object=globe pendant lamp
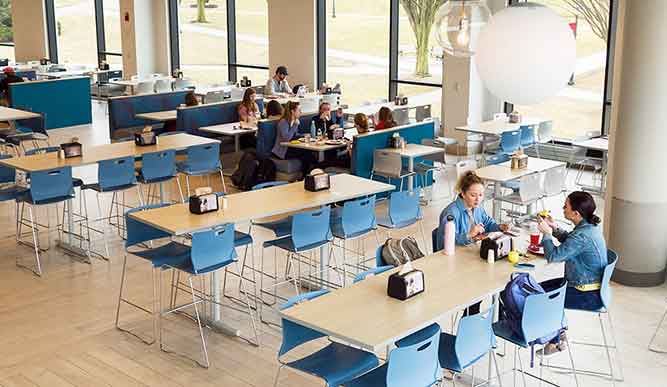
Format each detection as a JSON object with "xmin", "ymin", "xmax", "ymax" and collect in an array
[
  {"xmin": 435, "ymin": 0, "xmax": 491, "ymax": 58},
  {"xmin": 475, "ymin": 2, "xmax": 576, "ymax": 105}
]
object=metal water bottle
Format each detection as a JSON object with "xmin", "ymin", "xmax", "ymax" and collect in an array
[{"xmin": 444, "ymin": 215, "xmax": 455, "ymax": 255}]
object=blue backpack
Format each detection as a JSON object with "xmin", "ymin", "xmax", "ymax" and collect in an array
[{"xmin": 500, "ymin": 273, "xmax": 562, "ymax": 366}]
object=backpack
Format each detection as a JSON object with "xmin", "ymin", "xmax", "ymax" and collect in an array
[
  {"xmin": 380, "ymin": 237, "xmax": 424, "ymax": 266},
  {"xmin": 256, "ymin": 158, "xmax": 276, "ymax": 184},
  {"xmin": 231, "ymin": 151, "xmax": 259, "ymax": 191},
  {"xmin": 500, "ymin": 272, "xmax": 563, "ymax": 366}
]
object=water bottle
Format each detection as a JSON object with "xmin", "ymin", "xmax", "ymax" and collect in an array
[
  {"xmin": 310, "ymin": 120, "xmax": 316, "ymax": 139},
  {"xmin": 443, "ymin": 215, "xmax": 455, "ymax": 255}
]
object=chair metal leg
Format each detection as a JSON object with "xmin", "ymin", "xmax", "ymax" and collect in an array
[
  {"xmin": 605, "ymin": 310, "xmax": 624, "ymax": 380},
  {"xmin": 175, "ymin": 175, "xmax": 185, "ymax": 203},
  {"xmin": 492, "ymin": 351, "xmax": 503, "ymax": 387},
  {"xmin": 599, "ymin": 313, "xmax": 616, "ymax": 386},
  {"xmin": 565, "ymin": 334, "xmax": 580, "ymax": 387},
  {"xmin": 28, "ymin": 205, "xmax": 42, "ymax": 276},
  {"xmin": 235, "ymin": 261, "xmax": 260, "ymax": 346},
  {"xmin": 219, "ymin": 169, "xmax": 227, "ymax": 193},
  {"xmin": 273, "ymin": 364, "xmax": 283, "ymax": 387},
  {"xmin": 189, "ymin": 275, "xmax": 210, "ymax": 368},
  {"xmin": 96, "ymin": 193, "xmax": 111, "ymax": 258},
  {"xmin": 185, "ymin": 175, "xmax": 191, "ymax": 198},
  {"xmin": 515, "ymin": 347, "xmax": 527, "ymax": 387}
]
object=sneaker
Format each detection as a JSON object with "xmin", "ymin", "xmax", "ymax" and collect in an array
[{"xmin": 537, "ymin": 343, "xmax": 564, "ymax": 357}]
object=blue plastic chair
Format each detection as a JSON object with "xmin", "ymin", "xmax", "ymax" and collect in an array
[
  {"xmin": 377, "ymin": 191, "xmax": 428, "ymax": 252},
  {"xmin": 82, "ymin": 156, "xmax": 141, "ymax": 257},
  {"xmin": 163, "ymin": 223, "xmax": 259, "ymax": 368},
  {"xmin": 353, "ymin": 246, "xmax": 394, "ymax": 283},
  {"xmin": 16, "ymin": 166, "xmax": 75, "ymax": 276},
  {"xmin": 343, "ymin": 323, "xmax": 442, "ymax": 387},
  {"xmin": 177, "ymin": 142, "xmax": 226, "ymax": 194},
  {"xmin": 331, "ymin": 195, "xmax": 378, "ymax": 282},
  {"xmin": 116, "ymin": 203, "xmax": 191, "ymax": 344},
  {"xmin": 486, "ymin": 153, "xmax": 510, "ymax": 165},
  {"xmin": 275, "ymin": 290, "xmax": 379, "ymax": 387},
  {"xmin": 261, "ymin": 206, "xmax": 333, "ymax": 322},
  {"xmin": 250, "ymin": 181, "xmax": 292, "ymax": 238},
  {"xmin": 439, "ymin": 307, "xmax": 502, "ymax": 386},
  {"xmin": 138, "ymin": 150, "xmax": 183, "ymax": 203},
  {"xmin": 493, "ymin": 280, "xmax": 579, "ymax": 387},
  {"xmin": 0, "ymin": 154, "xmax": 25, "ymax": 202},
  {"xmin": 498, "ymin": 130, "xmax": 521, "ymax": 155},
  {"xmin": 520, "ymin": 125, "xmax": 536, "ymax": 147}
]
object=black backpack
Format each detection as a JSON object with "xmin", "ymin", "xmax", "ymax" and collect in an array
[
  {"xmin": 231, "ymin": 151, "xmax": 259, "ymax": 191},
  {"xmin": 380, "ymin": 237, "xmax": 425, "ymax": 266},
  {"xmin": 256, "ymin": 158, "xmax": 276, "ymax": 184}
]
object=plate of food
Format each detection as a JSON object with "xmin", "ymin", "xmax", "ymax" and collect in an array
[
  {"xmin": 325, "ymin": 140, "xmax": 344, "ymax": 145},
  {"xmin": 527, "ymin": 245, "xmax": 545, "ymax": 256}
]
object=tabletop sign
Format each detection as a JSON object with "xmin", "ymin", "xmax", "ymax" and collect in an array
[
  {"xmin": 305, "ymin": 172, "xmax": 330, "ymax": 192},
  {"xmin": 387, "ymin": 265, "xmax": 425, "ymax": 301}
]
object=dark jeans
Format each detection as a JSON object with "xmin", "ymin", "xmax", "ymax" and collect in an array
[{"xmin": 565, "ymin": 286, "xmax": 603, "ymax": 311}]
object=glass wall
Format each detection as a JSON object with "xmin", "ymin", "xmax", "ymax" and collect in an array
[
  {"xmin": 102, "ymin": 0, "xmax": 122, "ymax": 66},
  {"xmin": 0, "ymin": 0, "xmax": 13, "ymax": 62},
  {"xmin": 511, "ymin": 0, "xmax": 609, "ymax": 140},
  {"xmin": 234, "ymin": 0, "xmax": 269, "ymax": 85},
  {"xmin": 326, "ymin": 0, "xmax": 390, "ymax": 107},
  {"xmin": 54, "ymin": 0, "xmax": 98, "ymax": 66},
  {"xmin": 178, "ymin": 0, "xmax": 228, "ymax": 85}
]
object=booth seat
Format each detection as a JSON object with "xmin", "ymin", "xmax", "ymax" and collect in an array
[
  {"xmin": 108, "ymin": 90, "xmax": 190, "ymax": 140},
  {"xmin": 255, "ymin": 113, "xmax": 318, "ymax": 181},
  {"xmin": 175, "ymin": 98, "xmax": 264, "ymax": 137}
]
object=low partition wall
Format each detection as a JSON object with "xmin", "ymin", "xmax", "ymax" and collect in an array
[
  {"xmin": 176, "ymin": 98, "xmax": 264, "ymax": 137},
  {"xmin": 108, "ymin": 90, "xmax": 190, "ymax": 140}
]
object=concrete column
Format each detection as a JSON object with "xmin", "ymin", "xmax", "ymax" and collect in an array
[
  {"xmin": 267, "ymin": 0, "xmax": 317, "ymax": 90},
  {"xmin": 605, "ymin": 0, "xmax": 667, "ymax": 286},
  {"xmin": 441, "ymin": 0, "xmax": 505, "ymax": 153},
  {"xmin": 119, "ymin": 0, "xmax": 171, "ymax": 78},
  {"xmin": 10, "ymin": 0, "xmax": 49, "ymax": 62}
]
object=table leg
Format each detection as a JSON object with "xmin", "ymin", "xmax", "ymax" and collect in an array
[
  {"xmin": 208, "ymin": 271, "xmax": 242, "ymax": 336},
  {"xmin": 234, "ymin": 134, "xmax": 240, "ymax": 153},
  {"xmin": 492, "ymin": 182, "xmax": 501, "ymax": 220},
  {"xmin": 601, "ymin": 150, "xmax": 608, "ymax": 193},
  {"xmin": 407, "ymin": 157, "xmax": 414, "ymax": 192}
]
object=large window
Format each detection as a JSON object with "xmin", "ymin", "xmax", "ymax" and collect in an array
[
  {"xmin": 233, "ymin": 0, "xmax": 269, "ymax": 84},
  {"xmin": 0, "ymin": 0, "xmax": 13, "ymax": 62},
  {"xmin": 178, "ymin": 0, "xmax": 228, "ymax": 85},
  {"xmin": 511, "ymin": 0, "xmax": 611, "ymax": 140},
  {"xmin": 55, "ymin": 0, "xmax": 98, "ymax": 66},
  {"xmin": 326, "ymin": 0, "xmax": 390, "ymax": 107},
  {"xmin": 101, "ymin": 0, "xmax": 122, "ymax": 65}
]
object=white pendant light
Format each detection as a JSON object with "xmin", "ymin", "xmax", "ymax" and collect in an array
[
  {"xmin": 475, "ymin": 2, "xmax": 576, "ymax": 105},
  {"xmin": 435, "ymin": 0, "xmax": 491, "ymax": 58}
]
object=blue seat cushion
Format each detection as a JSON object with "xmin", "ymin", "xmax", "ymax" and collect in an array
[
  {"xmin": 253, "ymin": 217, "xmax": 291, "ymax": 238},
  {"xmin": 376, "ymin": 214, "xmax": 418, "ymax": 229},
  {"xmin": 0, "ymin": 185, "xmax": 27, "ymax": 202},
  {"xmin": 263, "ymin": 235, "xmax": 330, "ymax": 252},
  {"xmin": 288, "ymin": 342, "xmax": 379, "ymax": 387},
  {"xmin": 132, "ymin": 241, "xmax": 192, "ymax": 268},
  {"xmin": 137, "ymin": 174, "xmax": 176, "ymax": 184},
  {"xmin": 234, "ymin": 230, "xmax": 253, "ymax": 247},
  {"xmin": 176, "ymin": 161, "xmax": 221, "ymax": 176},
  {"xmin": 82, "ymin": 182, "xmax": 137, "ymax": 193},
  {"xmin": 17, "ymin": 192, "xmax": 75, "ymax": 205},
  {"xmin": 492, "ymin": 321, "xmax": 529, "ymax": 348},
  {"xmin": 501, "ymin": 181, "xmax": 520, "ymax": 191},
  {"xmin": 168, "ymin": 255, "xmax": 237, "ymax": 275},
  {"xmin": 342, "ymin": 363, "xmax": 388, "ymax": 387},
  {"xmin": 271, "ymin": 157, "xmax": 302, "ymax": 174},
  {"xmin": 330, "ymin": 211, "xmax": 375, "ymax": 240}
]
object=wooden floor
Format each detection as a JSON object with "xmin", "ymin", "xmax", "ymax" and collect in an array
[{"xmin": 0, "ymin": 102, "xmax": 666, "ymax": 386}]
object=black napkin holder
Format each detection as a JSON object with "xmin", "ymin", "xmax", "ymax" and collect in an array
[
  {"xmin": 189, "ymin": 193, "xmax": 219, "ymax": 215},
  {"xmin": 304, "ymin": 173, "xmax": 330, "ymax": 192},
  {"xmin": 134, "ymin": 131, "xmax": 157, "ymax": 146},
  {"xmin": 60, "ymin": 142, "xmax": 82, "ymax": 158},
  {"xmin": 480, "ymin": 234, "xmax": 513, "ymax": 261},
  {"xmin": 387, "ymin": 268, "xmax": 425, "ymax": 301}
]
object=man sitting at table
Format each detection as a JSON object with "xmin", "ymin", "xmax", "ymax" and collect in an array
[
  {"xmin": 0, "ymin": 67, "xmax": 24, "ymax": 105},
  {"xmin": 265, "ymin": 66, "xmax": 291, "ymax": 97}
]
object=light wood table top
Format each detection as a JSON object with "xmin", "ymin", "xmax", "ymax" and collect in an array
[
  {"xmin": 475, "ymin": 164, "xmax": 535, "ymax": 183},
  {"xmin": 0, "ymin": 106, "xmax": 41, "ymax": 122},
  {"xmin": 499, "ymin": 157, "xmax": 566, "ymax": 173},
  {"xmin": 281, "ymin": 140, "xmax": 347, "ymax": 153},
  {"xmin": 572, "ymin": 137, "xmax": 608, "ymax": 152},
  {"xmin": 456, "ymin": 120, "xmax": 521, "ymax": 136},
  {"xmin": 0, "ymin": 133, "xmax": 218, "ymax": 172},
  {"xmin": 129, "ymin": 174, "xmax": 394, "ymax": 236},
  {"xmin": 281, "ymin": 246, "xmax": 558, "ymax": 352},
  {"xmin": 381, "ymin": 143, "xmax": 444, "ymax": 159},
  {"xmin": 199, "ymin": 122, "xmax": 258, "ymax": 136},
  {"xmin": 135, "ymin": 110, "xmax": 178, "ymax": 122},
  {"xmin": 345, "ymin": 100, "xmax": 430, "ymax": 116},
  {"xmin": 109, "ymin": 77, "xmax": 173, "ymax": 87}
]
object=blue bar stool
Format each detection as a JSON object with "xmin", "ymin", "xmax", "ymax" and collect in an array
[
  {"xmin": 342, "ymin": 323, "xmax": 442, "ymax": 387},
  {"xmin": 439, "ymin": 306, "xmax": 503, "ymax": 386},
  {"xmin": 137, "ymin": 149, "xmax": 184, "ymax": 204},
  {"xmin": 81, "ymin": 156, "xmax": 142, "ymax": 257},
  {"xmin": 330, "ymin": 195, "xmax": 379, "ymax": 284},
  {"xmin": 274, "ymin": 290, "xmax": 379, "ymax": 387},
  {"xmin": 16, "ymin": 166, "xmax": 75, "ymax": 276},
  {"xmin": 177, "ymin": 142, "xmax": 226, "ymax": 198},
  {"xmin": 116, "ymin": 203, "xmax": 190, "ymax": 345},
  {"xmin": 519, "ymin": 124, "xmax": 536, "ymax": 148},
  {"xmin": 0, "ymin": 154, "xmax": 26, "ymax": 233},
  {"xmin": 353, "ymin": 246, "xmax": 393, "ymax": 283},
  {"xmin": 160, "ymin": 224, "xmax": 259, "ymax": 368},
  {"xmin": 377, "ymin": 191, "xmax": 428, "ymax": 253}
]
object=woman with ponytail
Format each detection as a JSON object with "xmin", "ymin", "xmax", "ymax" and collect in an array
[{"xmin": 537, "ymin": 191, "xmax": 608, "ymax": 311}]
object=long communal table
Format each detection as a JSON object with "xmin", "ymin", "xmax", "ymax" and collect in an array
[{"xmin": 129, "ymin": 173, "xmax": 395, "ymax": 335}]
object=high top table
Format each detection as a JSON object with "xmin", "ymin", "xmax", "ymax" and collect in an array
[
  {"xmin": 129, "ymin": 174, "xmax": 395, "ymax": 336},
  {"xmin": 380, "ymin": 143, "xmax": 445, "ymax": 192},
  {"xmin": 0, "ymin": 106, "xmax": 41, "ymax": 131},
  {"xmin": 572, "ymin": 136, "xmax": 609, "ymax": 194},
  {"xmin": 200, "ymin": 122, "xmax": 257, "ymax": 153}
]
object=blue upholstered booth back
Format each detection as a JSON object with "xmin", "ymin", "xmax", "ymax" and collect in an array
[
  {"xmin": 9, "ymin": 76, "xmax": 91, "ymax": 130},
  {"xmin": 351, "ymin": 121, "xmax": 435, "ymax": 191},
  {"xmin": 176, "ymin": 98, "xmax": 264, "ymax": 136},
  {"xmin": 108, "ymin": 90, "xmax": 190, "ymax": 139},
  {"xmin": 256, "ymin": 113, "xmax": 318, "ymax": 159}
]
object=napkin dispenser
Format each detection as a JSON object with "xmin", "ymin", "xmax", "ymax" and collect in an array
[
  {"xmin": 304, "ymin": 171, "xmax": 330, "ymax": 192},
  {"xmin": 134, "ymin": 128, "xmax": 157, "ymax": 146},
  {"xmin": 510, "ymin": 152, "xmax": 528, "ymax": 170},
  {"xmin": 387, "ymin": 263, "xmax": 425, "ymax": 301},
  {"xmin": 189, "ymin": 187, "xmax": 219, "ymax": 215},
  {"xmin": 60, "ymin": 140, "xmax": 82, "ymax": 158},
  {"xmin": 480, "ymin": 233, "xmax": 513, "ymax": 261},
  {"xmin": 328, "ymin": 127, "xmax": 344, "ymax": 140}
]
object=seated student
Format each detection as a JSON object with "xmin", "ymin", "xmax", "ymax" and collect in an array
[
  {"xmin": 265, "ymin": 66, "xmax": 291, "ymax": 96},
  {"xmin": 184, "ymin": 91, "xmax": 199, "ymax": 107},
  {"xmin": 321, "ymin": 113, "xmax": 370, "ymax": 171},
  {"xmin": 265, "ymin": 100, "xmax": 284, "ymax": 119},
  {"xmin": 272, "ymin": 101, "xmax": 313, "ymax": 175},
  {"xmin": 311, "ymin": 102, "xmax": 345, "ymax": 136},
  {"xmin": 437, "ymin": 171, "xmax": 510, "ymax": 315},
  {"xmin": 373, "ymin": 106, "xmax": 397, "ymax": 130},
  {"xmin": 537, "ymin": 191, "xmax": 608, "ymax": 355},
  {"xmin": 237, "ymin": 88, "xmax": 259, "ymax": 125},
  {"xmin": 0, "ymin": 67, "xmax": 24, "ymax": 105}
]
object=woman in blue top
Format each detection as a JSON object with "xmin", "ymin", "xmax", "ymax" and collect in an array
[
  {"xmin": 538, "ymin": 191, "xmax": 608, "ymax": 310},
  {"xmin": 271, "ymin": 101, "xmax": 313, "ymax": 175},
  {"xmin": 436, "ymin": 171, "xmax": 510, "ymax": 251}
]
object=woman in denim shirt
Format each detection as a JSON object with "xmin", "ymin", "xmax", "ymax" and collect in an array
[
  {"xmin": 271, "ymin": 101, "xmax": 313, "ymax": 174},
  {"xmin": 538, "ymin": 191, "xmax": 608, "ymax": 311}
]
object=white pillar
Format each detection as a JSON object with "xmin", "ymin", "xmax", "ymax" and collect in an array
[
  {"xmin": 267, "ymin": 0, "xmax": 317, "ymax": 90},
  {"xmin": 10, "ymin": 0, "xmax": 49, "ymax": 62},
  {"xmin": 119, "ymin": 0, "xmax": 171, "ymax": 78},
  {"xmin": 605, "ymin": 0, "xmax": 667, "ymax": 286}
]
